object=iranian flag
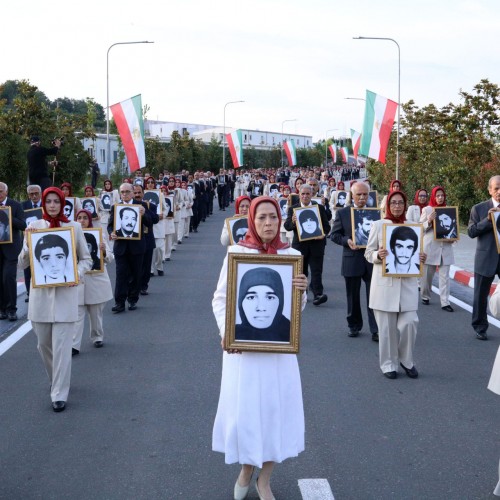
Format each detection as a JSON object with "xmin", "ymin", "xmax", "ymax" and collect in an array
[
  {"xmin": 350, "ymin": 129, "xmax": 362, "ymax": 159},
  {"xmin": 226, "ymin": 130, "xmax": 243, "ymax": 168},
  {"xmin": 283, "ymin": 139, "xmax": 297, "ymax": 166},
  {"xmin": 359, "ymin": 90, "xmax": 398, "ymax": 164},
  {"xmin": 110, "ymin": 94, "xmax": 145, "ymax": 172},
  {"xmin": 340, "ymin": 147, "xmax": 349, "ymax": 163},
  {"xmin": 328, "ymin": 144, "xmax": 337, "ymax": 163}
]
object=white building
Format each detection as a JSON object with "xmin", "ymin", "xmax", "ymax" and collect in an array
[{"xmin": 81, "ymin": 134, "xmax": 128, "ymax": 177}]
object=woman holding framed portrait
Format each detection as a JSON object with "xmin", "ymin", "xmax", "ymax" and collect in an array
[
  {"xmin": 220, "ymin": 195, "xmax": 251, "ymax": 246},
  {"xmin": 19, "ymin": 187, "xmax": 92, "ymax": 412},
  {"xmin": 365, "ymin": 190, "xmax": 426, "ymax": 380},
  {"xmin": 212, "ymin": 197, "xmax": 308, "ymax": 500}
]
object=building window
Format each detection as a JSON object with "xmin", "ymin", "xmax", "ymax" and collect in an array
[
  {"xmin": 307, "ymin": 140, "xmax": 309, "ymax": 146},
  {"xmin": 297, "ymin": 139, "xmax": 300, "ymax": 146},
  {"xmin": 249, "ymin": 134, "xmax": 252, "ymax": 140},
  {"xmin": 182, "ymin": 127, "xmax": 187, "ymax": 135},
  {"xmin": 244, "ymin": 134, "xmax": 247, "ymax": 142},
  {"xmin": 87, "ymin": 147, "xmax": 94, "ymax": 158},
  {"xmin": 100, "ymin": 149, "xmax": 106, "ymax": 163}
]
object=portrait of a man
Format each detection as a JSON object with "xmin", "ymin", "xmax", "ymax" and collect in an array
[
  {"xmin": 101, "ymin": 193, "xmax": 111, "ymax": 211},
  {"xmin": 115, "ymin": 206, "xmax": 140, "ymax": 239},
  {"xmin": 81, "ymin": 198, "xmax": 98, "ymax": 219},
  {"xmin": 352, "ymin": 208, "xmax": 381, "ymax": 247},
  {"xmin": 434, "ymin": 207, "xmax": 459, "ymax": 240},
  {"xmin": 0, "ymin": 208, "xmax": 11, "ymax": 243},
  {"xmin": 295, "ymin": 206, "xmax": 323, "ymax": 241},
  {"xmin": 229, "ymin": 217, "xmax": 249, "ymax": 244},
  {"xmin": 336, "ymin": 191, "xmax": 347, "ymax": 208},
  {"xmin": 383, "ymin": 224, "xmax": 423, "ymax": 277}
]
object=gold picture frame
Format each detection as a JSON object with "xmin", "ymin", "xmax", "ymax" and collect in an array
[
  {"xmin": 0, "ymin": 206, "xmax": 13, "ymax": 244},
  {"xmin": 433, "ymin": 206, "xmax": 459, "ymax": 241},
  {"xmin": 24, "ymin": 207, "xmax": 44, "ymax": 226},
  {"xmin": 491, "ymin": 211, "xmax": 500, "ymax": 253},
  {"xmin": 382, "ymin": 223, "xmax": 424, "ymax": 278},
  {"xmin": 224, "ymin": 253, "xmax": 303, "ymax": 353},
  {"xmin": 28, "ymin": 227, "xmax": 79, "ymax": 288},
  {"xmin": 144, "ymin": 189, "xmax": 162, "ymax": 215},
  {"xmin": 83, "ymin": 228, "xmax": 104, "ymax": 274},
  {"xmin": 113, "ymin": 204, "xmax": 142, "ymax": 240},
  {"xmin": 81, "ymin": 197, "xmax": 99, "ymax": 220},
  {"xmin": 225, "ymin": 216, "xmax": 249, "ymax": 245},
  {"xmin": 351, "ymin": 207, "xmax": 381, "ymax": 248},
  {"xmin": 100, "ymin": 191, "xmax": 113, "ymax": 211},
  {"xmin": 293, "ymin": 205, "xmax": 325, "ymax": 242}
]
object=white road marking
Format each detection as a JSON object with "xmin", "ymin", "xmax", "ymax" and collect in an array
[
  {"xmin": 0, "ymin": 321, "xmax": 33, "ymax": 357},
  {"xmin": 298, "ymin": 478, "xmax": 335, "ymax": 499}
]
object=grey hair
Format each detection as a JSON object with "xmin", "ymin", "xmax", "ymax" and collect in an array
[
  {"xmin": 27, "ymin": 184, "xmax": 42, "ymax": 193},
  {"xmin": 0, "ymin": 182, "xmax": 8, "ymax": 192}
]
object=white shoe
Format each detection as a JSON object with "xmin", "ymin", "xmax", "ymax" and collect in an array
[
  {"xmin": 255, "ymin": 477, "xmax": 275, "ymax": 500},
  {"xmin": 234, "ymin": 467, "xmax": 254, "ymax": 500}
]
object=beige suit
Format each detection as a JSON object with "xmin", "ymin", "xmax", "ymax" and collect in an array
[
  {"xmin": 420, "ymin": 206, "xmax": 455, "ymax": 307},
  {"xmin": 152, "ymin": 196, "xmax": 168, "ymax": 272},
  {"xmin": 19, "ymin": 219, "xmax": 92, "ymax": 402},
  {"xmin": 365, "ymin": 219, "xmax": 419, "ymax": 373}
]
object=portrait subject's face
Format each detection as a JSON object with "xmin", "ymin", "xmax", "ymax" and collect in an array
[
  {"xmin": 83, "ymin": 201, "xmax": 94, "ymax": 212},
  {"xmin": 63, "ymin": 203, "xmax": 73, "ymax": 217},
  {"xmin": 438, "ymin": 213, "xmax": 453, "ymax": 231},
  {"xmin": 302, "ymin": 217, "xmax": 318, "ymax": 234},
  {"xmin": 359, "ymin": 217, "xmax": 373, "ymax": 236},
  {"xmin": 338, "ymin": 194, "xmax": 346, "ymax": 206},
  {"xmin": 393, "ymin": 239, "xmax": 416, "ymax": 266},
  {"xmin": 102, "ymin": 195, "xmax": 110, "ymax": 206},
  {"xmin": 241, "ymin": 285, "xmax": 279, "ymax": 329},
  {"xmin": 121, "ymin": 210, "xmax": 137, "ymax": 235},
  {"xmin": 39, "ymin": 247, "xmax": 67, "ymax": 280}
]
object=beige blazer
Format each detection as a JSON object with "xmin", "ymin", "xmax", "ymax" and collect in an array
[
  {"xmin": 406, "ymin": 205, "xmax": 421, "ymax": 223},
  {"xmin": 19, "ymin": 220, "xmax": 93, "ymax": 323},
  {"xmin": 83, "ymin": 237, "xmax": 114, "ymax": 305},
  {"xmin": 365, "ymin": 219, "xmax": 419, "ymax": 312},
  {"xmin": 420, "ymin": 206, "xmax": 455, "ymax": 266},
  {"xmin": 488, "ymin": 346, "xmax": 500, "ymax": 395},
  {"xmin": 153, "ymin": 196, "xmax": 167, "ymax": 239}
]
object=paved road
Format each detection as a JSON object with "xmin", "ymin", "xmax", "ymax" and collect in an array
[{"xmin": 0, "ymin": 208, "xmax": 499, "ymax": 499}]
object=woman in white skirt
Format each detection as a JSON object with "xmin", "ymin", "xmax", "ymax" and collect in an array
[
  {"xmin": 212, "ymin": 197, "xmax": 307, "ymax": 500},
  {"xmin": 181, "ymin": 180, "xmax": 193, "ymax": 238},
  {"xmin": 220, "ymin": 195, "xmax": 251, "ymax": 246},
  {"xmin": 160, "ymin": 185, "xmax": 177, "ymax": 261}
]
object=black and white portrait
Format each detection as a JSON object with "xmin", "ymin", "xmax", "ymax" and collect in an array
[
  {"xmin": 351, "ymin": 208, "xmax": 381, "ymax": 247},
  {"xmin": 383, "ymin": 224, "xmax": 423, "ymax": 277},
  {"xmin": 269, "ymin": 183, "xmax": 279, "ymax": 197},
  {"xmin": 29, "ymin": 228, "xmax": 77, "ymax": 287},
  {"xmin": 144, "ymin": 190, "xmax": 161, "ymax": 215},
  {"xmin": 64, "ymin": 197, "xmax": 76, "ymax": 220},
  {"xmin": 24, "ymin": 207, "xmax": 44, "ymax": 227},
  {"xmin": 83, "ymin": 229, "xmax": 103, "ymax": 273},
  {"xmin": 434, "ymin": 207, "xmax": 459, "ymax": 241},
  {"xmin": 278, "ymin": 198, "xmax": 288, "ymax": 219},
  {"xmin": 493, "ymin": 212, "xmax": 500, "ymax": 253},
  {"xmin": 367, "ymin": 190, "xmax": 378, "ymax": 208},
  {"xmin": 100, "ymin": 192, "xmax": 112, "ymax": 211},
  {"xmin": 81, "ymin": 197, "xmax": 98, "ymax": 219},
  {"xmin": 114, "ymin": 204, "xmax": 141, "ymax": 240},
  {"xmin": 335, "ymin": 191, "xmax": 347, "ymax": 208},
  {"xmin": 227, "ymin": 216, "xmax": 249, "ymax": 245},
  {"xmin": 295, "ymin": 205, "xmax": 324, "ymax": 241},
  {"xmin": 0, "ymin": 206, "xmax": 12, "ymax": 244},
  {"xmin": 165, "ymin": 195, "xmax": 174, "ymax": 218}
]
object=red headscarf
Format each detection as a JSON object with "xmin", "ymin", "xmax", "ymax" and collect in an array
[
  {"xmin": 75, "ymin": 209, "xmax": 93, "ymax": 228},
  {"xmin": 235, "ymin": 195, "xmax": 251, "ymax": 215},
  {"xmin": 238, "ymin": 197, "xmax": 289, "ymax": 254},
  {"xmin": 389, "ymin": 179, "xmax": 402, "ymax": 192},
  {"xmin": 166, "ymin": 177, "xmax": 176, "ymax": 194},
  {"xmin": 385, "ymin": 190, "xmax": 407, "ymax": 224},
  {"xmin": 60, "ymin": 182, "xmax": 73, "ymax": 196},
  {"xmin": 294, "ymin": 177, "xmax": 304, "ymax": 192},
  {"xmin": 413, "ymin": 189, "xmax": 428, "ymax": 213},
  {"xmin": 145, "ymin": 176, "xmax": 156, "ymax": 188},
  {"xmin": 181, "ymin": 181, "xmax": 188, "ymax": 189},
  {"xmin": 337, "ymin": 181, "xmax": 345, "ymax": 191},
  {"xmin": 429, "ymin": 186, "xmax": 446, "ymax": 207},
  {"xmin": 103, "ymin": 179, "xmax": 113, "ymax": 192},
  {"xmin": 84, "ymin": 185, "xmax": 95, "ymax": 196},
  {"xmin": 42, "ymin": 187, "xmax": 70, "ymax": 228}
]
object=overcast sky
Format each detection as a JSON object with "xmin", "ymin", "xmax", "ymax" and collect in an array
[{"xmin": 2, "ymin": 0, "xmax": 499, "ymax": 142}]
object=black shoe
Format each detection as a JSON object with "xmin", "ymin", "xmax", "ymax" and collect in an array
[
  {"xmin": 348, "ymin": 328, "xmax": 359, "ymax": 337},
  {"xmin": 150, "ymin": 272, "xmax": 154, "ymax": 277},
  {"xmin": 8, "ymin": 312, "xmax": 17, "ymax": 321},
  {"xmin": 158, "ymin": 270, "xmax": 164, "ymax": 276},
  {"xmin": 400, "ymin": 362, "xmax": 419, "ymax": 378},
  {"xmin": 372, "ymin": 332, "xmax": 379, "ymax": 342},
  {"xmin": 72, "ymin": 348, "xmax": 79, "ymax": 356},
  {"xmin": 178, "ymin": 240, "xmax": 182, "ymax": 244},
  {"xmin": 165, "ymin": 258, "xmax": 171, "ymax": 261},
  {"xmin": 140, "ymin": 289, "xmax": 149, "ymax": 295},
  {"xmin": 52, "ymin": 401, "xmax": 66, "ymax": 412},
  {"xmin": 476, "ymin": 331, "xmax": 488, "ymax": 340},
  {"xmin": 0, "ymin": 311, "xmax": 7, "ymax": 320},
  {"xmin": 25, "ymin": 297, "xmax": 29, "ymax": 303},
  {"xmin": 112, "ymin": 303, "xmax": 125, "ymax": 313},
  {"xmin": 442, "ymin": 305, "xmax": 454, "ymax": 312},
  {"xmin": 384, "ymin": 371, "xmax": 398, "ymax": 379},
  {"xmin": 194, "ymin": 229, "xmax": 198, "ymax": 233},
  {"xmin": 421, "ymin": 298, "xmax": 430, "ymax": 305},
  {"xmin": 94, "ymin": 341, "xmax": 104, "ymax": 348},
  {"xmin": 313, "ymin": 294, "xmax": 328, "ymax": 306},
  {"xmin": 128, "ymin": 302, "xmax": 137, "ymax": 311}
]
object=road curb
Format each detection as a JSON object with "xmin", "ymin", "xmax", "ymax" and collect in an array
[{"xmin": 449, "ymin": 265, "xmax": 497, "ymax": 295}]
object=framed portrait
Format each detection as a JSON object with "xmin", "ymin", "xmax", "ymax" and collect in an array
[
  {"xmin": 83, "ymin": 228, "xmax": 104, "ymax": 274},
  {"xmin": 226, "ymin": 216, "xmax": 249, "ymax": 245},
  {"xmin": 28, "ymin": 227, "xmax": 78, "ymax": 288},
  {"xmin": 144, "ymin": 190, "xmax": 162, "ymax": 215},
  {"xmin": 0, "ymin": 206, "xmax": 13, "ymax": 244},
  {"xmin": 164, "ymin": 194, "xmax": 175, "ymax": 218},
  {"xmin": 367, "ymin": 190, "xmax": 379, "ymax": 208},
  {"xmin": 80, "ymin": 197, "xmax": 99, "ymax": 220},
  {"xmin": 434, "ymin": 206, "xmax": 459, "ymax": 241},
  {"xmin": 100, "ymin": 192, "xmax": 112, "ymax": 211},
  {"xmin": 24, "ymin": 207, "xmax": 44, "ymax": 227},
  {"xmin": 278, "ymin": 198, "xmax": 289, "ymax": 219},
  {"xmin": 64, "ymin": 197, "xmax": 76, "ymax": 221},
  {"xmin": 492, "ymin": 212, "xmax": 500, "ymax": 253},
  {"xmin": 382, "ymin": 223, "xmax": 424, "ymax": 278},
  {"xmin": 268, "ymin": 183, "xmax": 279, "ymax": 197},
  {"xmin": 311, "ymin": 196, "xmax": 324, "ymax": 206},
  {"xmin": 288, "ymin": 193, "xmax": 300, "ymax": 207},
  {"xmin": 113, "ymin": 204, "xmax": 142, "ymax": 240},
  {"xmin": 351, "ymin": 207, "xmax": 381, "ymax": 248},
  {"xmin": 293, "ymin": 205, "xmax": 325, "ymax": 242},
  {"xmin": 224, "ymin": 253, "xmax": 303, "ymax": 353},
  {"xmin": 334, "ymin": 190, "xmax": 348, "ymax": 208}
]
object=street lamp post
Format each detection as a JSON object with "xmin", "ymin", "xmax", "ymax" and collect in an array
[
  {"xmin": 106, "ymin": 40, "xmax": 154, "ymax": 174},
  {"xmin": 281, "ymin": 118, "xmax": 297, "ymax": 167},
  {"xmin": 325, "ymin": 128, "xmax": 338, "ymax": 169},
  {"xmin": 223, "ymin": 100, "xmax": 245, "ymax": 170},
  {"xmin": 353, "ymin": 36, "xmax": 400, "ymax": 179}
]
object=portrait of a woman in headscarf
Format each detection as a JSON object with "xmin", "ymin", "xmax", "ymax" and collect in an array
[{"xmin": 235, "ymin": 267, "xmax": 290, "ymax": 343}]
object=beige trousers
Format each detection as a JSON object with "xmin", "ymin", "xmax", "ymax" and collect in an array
[
  {"xmin": 152, "ymin": 238, "xmax": 165, "ymax": 272},
  {"xmin": 164, "ymin": 233, "xmax": 174, "ymax": 259},
  {"xmin": 421, "ymin": 263, "xmax": 450, "ymax": 307},
  {"xmin": 73, "ymin": 303, "xmax": 106, "ymax": 351}
]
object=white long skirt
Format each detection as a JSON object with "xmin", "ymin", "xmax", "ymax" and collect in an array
[{"xmin": 212, "ymin": 351, "xmax": 304, "ymax": 467}]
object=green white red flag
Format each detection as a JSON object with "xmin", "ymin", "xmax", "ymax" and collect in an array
[
  {"xmin": 328, "ymin": 144, "xmax": 337, "ymax": 163},
  {"xmin": 225, "ymin": 130, "xmax": 244, "ymax": 169},
  {"xmin": 340, "ymin": 147, "xmax": 349, "ymax": 163},
  {"xmin": 350, "ymin": 129, "xmax": 362, "ymax": 159},
  {"xmin": 283, "ymin": 139, "xmax": 297, "ymax": 166},
  {"xmin": 359, "ymin": 90, "xmax": 398, "ymax": 164},
  {"xmin": 110, "ymin": 94, "xmax": 145, "ymax": 172}
]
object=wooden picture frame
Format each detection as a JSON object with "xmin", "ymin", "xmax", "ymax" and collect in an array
[
  {"xmin": 144, "ymin": 190, "xmax": 162, "ymax": 215},
  {"xmin": 382, "ymin": 223, "xmax": 424, "ymax": 278},
  {"xmin": 293, "ymin": 205, "xmax": 325, "ymax": 242},
  {"xmin": 83, "ymin": 228, "xmax": 104, "ymax": 274},
  {"xmin": 100, "ymin": 192, "xmax": 112, "ymax": 211},
  {"xmin": 113, "ymin": 204, "xmax": 142, "ymax": 240},
  {"xmin": 24, "ymin": 207, "xmax": 44, "ymax": 227},
  {"xmin": 368, "ymin": 190, "xmax": 379, "ymax": 208},
  {"xmin": 0, "ymin": 206, "xmax": 13, "ymax": 244},
  {"xmin": 224, "ymin": 253, "xmax": 303, "ymax": 353},
  {"xmin": 225, "ymin": 216, "xmax": 249, "ymax": 245},
  {"xmin": 28, "ymin": 227, "xmax": 78, "ymax": 288},
  {"xmin": 164, "ymin": 195, "xmax": 175, "ymax": 219},
  {"xmin": 81, "ymin": 197, "xmax": 99, "ymax": 220},
  {"xmin": 64, "ymin": 197, "xmax": 77, "ymax": 221},
  {"xmin": 434, "ymin": 206, "xmax": 459, "ymax": 241},
  {"xmin": 351, "ymin": 207, "xmax": 381, "ymax": 248},
  {"xmin": 492, "ymin": 211, "xmax": 500, "ymax": 253},
  {"xmin": 333, "ymin": 190, "xmax": 348, "ymax": 208},
  {"xmin": 278, "ymin": 198, "xmax": 289, "ymax": 219}
]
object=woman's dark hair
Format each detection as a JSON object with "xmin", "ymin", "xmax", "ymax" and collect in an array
[
  {"xmin": 84, "ymin": 232, "xmax": 98, "ymax": 254},
  {"xmin": 34, "ymin": 234, "xmax": 69, "ymax": 261},
  {"xmin": 232, "ymin": 217, "xmax": 248, "ymax": 240},
  {"xmin": 298, "ymin": 208, "xmax": 317, "ymax": 226},
  {"xmin": 389, "ymin": 225, "xmax": 418, "ymax": 255}
]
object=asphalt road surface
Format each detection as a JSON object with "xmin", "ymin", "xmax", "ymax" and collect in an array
[{"xmin": 0, "ymin": 208, "xmax": 499, "ymax": 500}]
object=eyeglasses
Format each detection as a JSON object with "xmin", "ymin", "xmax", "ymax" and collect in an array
[
  {"xmin": 390, "ymin": 201, "xmax": 405, "ymax": 206},
  {"xmin": 120, "ymin": 190, "xmax": 132, "ymax": 194},
  {"xmin": 418, "ymin": 194, "xmax": 428, "ymax": 198}
]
